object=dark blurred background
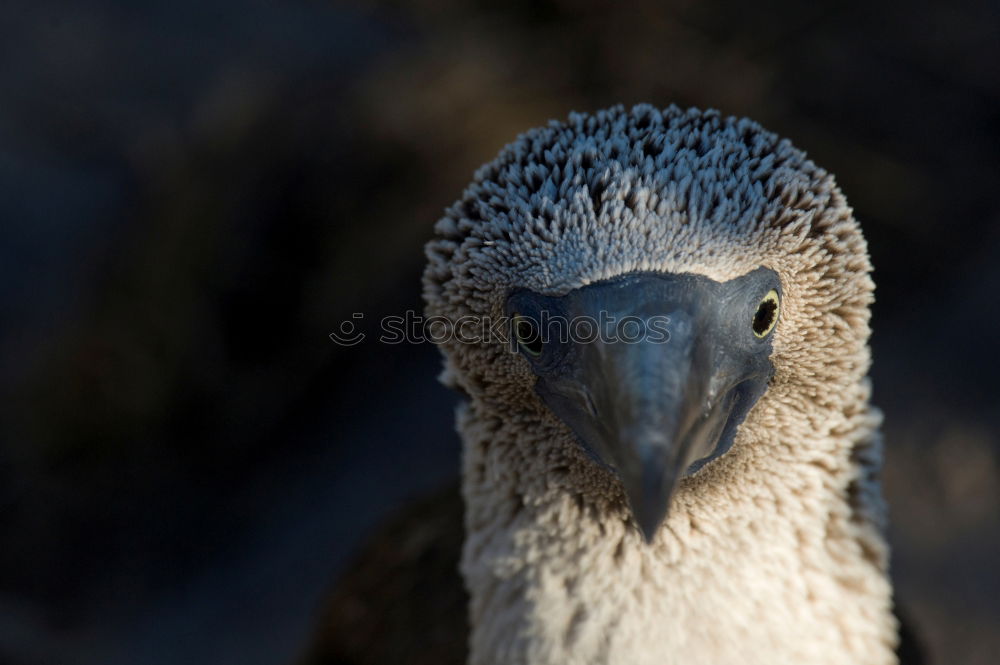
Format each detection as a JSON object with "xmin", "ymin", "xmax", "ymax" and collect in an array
[{"xmin": 1, "ymin": 0, "xmax": 999, "ymax": 663}]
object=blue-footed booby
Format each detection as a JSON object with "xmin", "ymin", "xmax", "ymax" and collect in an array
[{"xmin": 304, "ymin": 104, "xmax": 906, "ymax": 665}]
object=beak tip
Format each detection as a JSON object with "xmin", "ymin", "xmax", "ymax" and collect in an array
[
  {"xmin": 635, "ymin": 507, "xmax": 666, "ymax": 545},
  {"xmin": 623, "ymin": 461, "xmax": 677, "ymax": 546}
]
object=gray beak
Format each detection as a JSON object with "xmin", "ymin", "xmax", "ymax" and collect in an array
[
  {"xmin": 561, "ymin": 313, "xmax": 736, "ymax": 542},
  {"xmin": 514, "ymin": 270, "xmax": 778, "ymax": 543}
]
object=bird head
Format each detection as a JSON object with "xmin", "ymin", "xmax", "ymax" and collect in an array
[{"xmin": 424, "ymin": 104, "xmax": 873, "ymax": 543}]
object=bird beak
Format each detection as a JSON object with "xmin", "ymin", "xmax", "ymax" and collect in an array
[
  {"xmin": 516, "ymin": 270, "xmax": 777, "ymax": 544},
  {"xmin": 535, "ymin": 312, "xmax": 742, "ymax": 542},
  {"xmin": 581, "ymin": 316, "xmax": 735, "ymax": 543}
]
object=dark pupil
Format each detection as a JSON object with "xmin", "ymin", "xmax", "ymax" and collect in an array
[
  {"xmin": 752, "ymin": 299, "xmax": 777, "ymax": 335},
  {"xmin": 516, "ymin": 318, "xmax": 543, "ymax": 355}
]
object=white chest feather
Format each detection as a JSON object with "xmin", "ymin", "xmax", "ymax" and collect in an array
[{"xmin": 458, "ymin": 406, "xmax": 897, "ymax": 665}]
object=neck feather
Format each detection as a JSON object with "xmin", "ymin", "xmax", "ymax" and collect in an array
[{"xmin": 456, "ymin": 378, "xmax": 897, "ymax": 665}]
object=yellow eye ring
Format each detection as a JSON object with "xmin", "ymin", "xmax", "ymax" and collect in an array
[
  {"xmin": 752, "ymin": 290, "xmax": 780, "ymax": 338},
  {"xmin": 513, "ymin": 313, "xmax": 544, "ymax": 357}
]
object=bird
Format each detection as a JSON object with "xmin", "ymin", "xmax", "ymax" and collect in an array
[{"xmin": 300, "ymin": 104, "xmax": 909, "ymax": 665}]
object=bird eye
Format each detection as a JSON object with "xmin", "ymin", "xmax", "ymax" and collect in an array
[
  {"xmin": 752, "ymin": 290, "xmax": 780, "ymax": 338},
  {"xmin": 512, "ymin": 313, "xmax": 544, "ymax": 357}
]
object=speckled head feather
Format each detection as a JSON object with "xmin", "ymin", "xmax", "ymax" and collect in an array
[{"xmin": 424, "ymin": 105, "xmax": 896, "ymax": 665}]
